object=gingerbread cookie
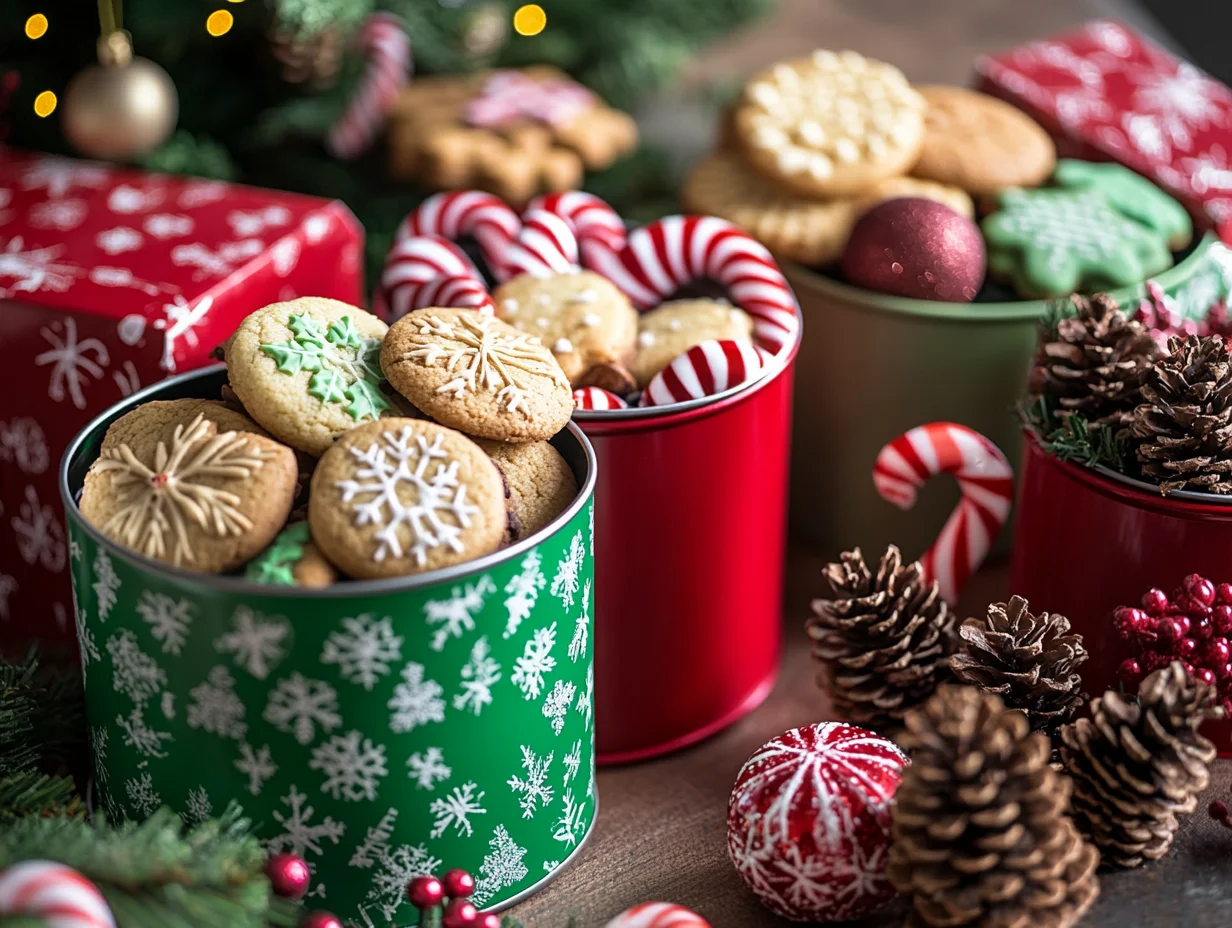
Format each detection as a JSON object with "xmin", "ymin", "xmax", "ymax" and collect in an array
[
  {"xmin": 631, "ymin": 300, "xmax": 755, "ymax": 388},
  {"xmin": 912, "ymin": 85, "xmax": 1056, "ymax": 195},
  {"xmin": 309, "ymin": 418, "xmax": 506, "ymax": 579},
  {"xmin": 387, "ymin": 67, "xmax": 638, "ymax": 204},
  {"xmin": 982, "ymin": 187, "xmax": 1174, "ymax": 299},
  {"xmin": 682, "ymin": 152, "xmax": 973, "ymax": 266},
  {"xmin": 226, "ymin": 298, "xmax": 392, "ymax": 457},
  {"xmin": 246, "ymin": 522, "xmax": 338, "ymax": 588},
  {"xmin": 381, "ymin": 308, "xmax": 573, "ymax": 442},
  {"xmin": 81, "ymin": 409, "xmax": 297, "ymax": 573},
  {"xmin": 492, "ymin": 271, "xmax": 638, "ymax": 390},
  {"xmin": 1052, "ymin": 159, "xmax": 1193, "ymax": 250},
  {"xmin": 478, "ymin": 439, "xmax": 578, "ymax": 541},
  {"xmin": 735, "ymin": 50, "xmax": 927, "ymax": 198}
]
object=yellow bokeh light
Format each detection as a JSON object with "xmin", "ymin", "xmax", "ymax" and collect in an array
[
  {"xmin": 25, "ymin": 14, "xmax": 49, "ymax": 39},
  {"xmin": 513, "ymin": 4, "xmax": 546, "ymax": 36},
  {"xmin": 33, "ymin": 90, "xmax": 56, "ymax": 117},
  {"xmin": 206, "ymin": 10, "xmax": 234, "ymax": 36}
]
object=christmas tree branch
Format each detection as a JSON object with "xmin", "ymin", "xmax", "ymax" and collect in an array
[{"xmin": 0, "ymin": 646, "xmax": 85, "ymax": 778}]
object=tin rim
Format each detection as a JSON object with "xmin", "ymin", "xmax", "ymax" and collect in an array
[{"xmin": 59, "ymin": 364, "xmax": 598, "ymax": 598}]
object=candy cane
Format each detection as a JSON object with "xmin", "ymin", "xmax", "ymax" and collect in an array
[
  {"xmin": 377, "ymin": 235, "xmax": 494, "ymax": 319},
  {"xmin": 641, "ymin": 339, "xmax": 764, "ymax": 408},
  {"xmin": 872, "ymin": 422, "xmax": 1013, "ymax": 604},
  {"xmin": 0, "ymin": 861, "xmax": 116, "ymax": 928},
  {"xmin": 326, "ymin": 14, "xmax": 412, "ymax": 159},
  {"xmin": 393, "ymin": 192, "xmax": 521, "ymax": 283},
  {"xmin": 528, "ymin": 191, "xmax": 627, "ymax": 266},
  {"xmin": 503, "ymin": 209, "xmax": 580, "ymax": 278},
  {"xmin": 604, "ymin": 903, "xmax": 711, "ymax": 928},
  {"xmin": 574, "ymin": 386, "xmax": 629, "ymax": 410},
  {"xmin": 588, "ymin": 216, "xmax": 800, "ymax": 355}
]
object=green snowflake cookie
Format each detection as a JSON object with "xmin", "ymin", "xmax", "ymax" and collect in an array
[
  {"xmin": 246, "ymin": 521, "xmax": 309, "ymax": 585},
  {"xmin": 982, "ymin": 188, "xmax": 1175, "ymax": 299},
  {"xmin": 1053, "ymin": 159, "xmax": 1193, "ymax": 250}
]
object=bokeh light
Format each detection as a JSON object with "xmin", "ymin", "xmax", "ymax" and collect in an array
[
  {"xmin": 25, "ymin": 14, "xmax": 49, "ymax": 40},
  {"xmin": 33, "ymin": 90, "xmax": 56, "ymax": 117},
  {"xmin": 513, "ymin": 4, "xmax": 547, "ymax": 37},
  {"xmin": 206, "ymin": 10, "xmax": 234, "ymax": 36}
]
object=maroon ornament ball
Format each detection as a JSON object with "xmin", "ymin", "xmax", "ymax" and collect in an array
[
  {"xmin": 299, "ymin": 913, "xmax": 343, "ymax": 928},
  {"xmin": 841, "ymin": 197, "xmax": 985, "ymax": 302},
  {"xmin": 265, "ymin": 852, "xmax": 311, "ymax": 900},
  {"xmin": 727, "ymin": 722, "xmax": 907, "ymax": 923}
]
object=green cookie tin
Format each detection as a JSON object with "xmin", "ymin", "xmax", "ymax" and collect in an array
[
  {"xmin": 60, "ymin": 366, "xmax": 598, "ymax": 926},
  {"xmin": 785, "ymin": 232, "xmax": 1232, "ymax": 561}
]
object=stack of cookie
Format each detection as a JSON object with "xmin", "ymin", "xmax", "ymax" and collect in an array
[{"xmin": 79, "ymin": 297, "xmax": 583, "ymax": 587}]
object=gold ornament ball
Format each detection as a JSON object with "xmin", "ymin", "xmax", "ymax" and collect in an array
[{"xmin": 62, "ymin": 34, "xmax": 178, "ymax": 161}]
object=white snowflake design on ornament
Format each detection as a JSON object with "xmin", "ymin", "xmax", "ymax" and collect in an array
[
  {"xmin": 235, "ymin": 743, "xmax": 278, "ymax": 795},
  {"xmin": 35, "ymin": 318, "xmax": 109, "ymax": 409},
  {"xmin": 453, "ymin": 635, "xmax": 501, "ymax": 716},
  {"xmin": 511, "ymin": 622, "xmax": 557, "ymax": 700},
  {"xmin": 263, "ymin": 673, "xmax": 342, "ymax": 745},
  {"xmin": 11, "ymin": 484, "xmax": 65, "ymax": 572},
  {"xmin": 401, "ymin": 312, "xmax": 567, "ymax": 414},
  {"xmin": 106, "ymin": 629, "xmax": 167, "ymax": 704},
  {"xmin": 320, "ymin": 614, "xmax": 403, "ymax": 690},
  {"xmin": 562, "ymin": 740, "xmax": 582, "ymax": 787},
  {"xmin": 429, "ymin": 781, "xmax": 487, "ymax": 839},
  {"xmin": 550, "ymin": 531, "xmax": 584, "ymax": 609},
  {"xmin": 363, "ymin": 841, "xmax": 444, "ymax": 922},
  {"xmin": 568, "ymin": 579, "xmax": 590, "ymax": 662},
  {"xmin": 575, "ymin": 664, "xmax": 593, "ymax": 731},
  {"xmin": 337, "ymin": 428, "xmax": 480, "ymax": 568},
  {"xmin": 542, "ymin": 679, "xmax": 577, "ymax": 736},
  {"xmin": 136, "ymin": 591, "xmax": 194, "ymax": 656},
  {"xmin": 91, "ymin": 548, "xmax": 119, "ymax": 621},
  {"xmin": 349, "ymin": 807, "xmax": 399, "ymax": 869},
  {"xmin": 0, "ymin": 237, "xmax": 80, "ymax": 298},
  {"xmin": 388, "ymin": 661, "xmax": 445, "ymax": 733},
  {"xmin": 116, "ymin": 704, "xmax": 172, "ymax": 758},
  {"xmin": 186, "ymin": 665, "xmax": 247, "ymax": 740},
  {"xmin": 125, "ymin": 772, "xmax": 161, "ymax": 818},
  {"xmin": 0, "ymin": 417, "xmax": 50, "ymax": 475},
  {"xmin": 424, "ymin": 575, "xmax": 496, "ymax": 652},
  {"xmin": 264, "ymin": 785, "xmax": 346, "ymax": 862},
  {"xmin": 214, "ymin": 605, "xmax": 290, "ymax": 680},
  {"xmin": 184, "ymin": 786, "xmax": 213, "ymax": 824},
  {"xmin": 310, "ymin": 730, "xmax": 389, "ymax": 802},
  {"xmin": 508, "ymin": 745, "xmax": 554, "ymax": 819},
  {"xmin": 406, "ymin": 747, "xmax": 452, "ymax": 790},
  {"xmin": 553, "ymin": 788, "xmax": 587, "ymax": 847},
  {"xmin": 503, "ymin": 550, "xmax": 546, "ymax": 639},
  {"xmin": 470, "ymin": 826, "xmax": 529, "ymax": 909}
]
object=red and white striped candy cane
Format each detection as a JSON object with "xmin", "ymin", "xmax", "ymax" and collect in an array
[
  {"xmin": 588, "ymin": 216, "xmax": 800, "ymax": 355},
  {"xmin": 377, "ymin": 235, "xmax": 494, "ymax": 319},
  {"xmin": 393, "ymin": 192, "xmax": 521, "ymax": 283},
  {"xmin": 641, "ymin": 339, "xmax": 764, "ymax": 408},
  {"xmin": 0, "ymin": 861, "xmax": 116, "ymax": 928},
  {"xmin": 326, "ymin": 14, "xmax": 412, "ymax": 159},
  {"xmin": 573, "ymin": 386, "xmax": 629, "ymax": 411},
  {"xmin": 503, "ymin": 208, "xmax": 580, "ymax": 279},
  {"xmin": 872, "ymin": 422, "xmax": 1013, "ymax": 604},
  {"xmin": 604, "ymin": 903, "xmax": 711, "ymax": 928},
  {"xmin": 528, "ymin": 191, "xmax": 627, "ymax": 266}
]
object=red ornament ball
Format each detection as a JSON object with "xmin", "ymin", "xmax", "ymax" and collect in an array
[
  {"xmin": 299, "ymin": 913, "xmax": 343, "ymax": 928},
  {"xmin": 840, "ymin": 198, "xmax": 985, "ymax": 302},
  {"xmin": 408, "ymin": 875, "xmax": 445, "ymax": 909},
  {"xmin": 266, "ymin": 853, "xmax": 311, "ymax": 900},
  {"xmin": 442, "ymin": 868, "xmax": 476, "ymax": 899},
  {"xmin": 727, "ymin": 722, "xmax": 906, "ymax": 923}
]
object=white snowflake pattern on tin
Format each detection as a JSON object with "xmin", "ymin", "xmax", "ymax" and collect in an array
[
  {"xmin": 568, "ymin": 579, "xmax": 590, "ymax": 662},
  {"xmin": 264, "ymin": 784, "xmax": 346, "ymax": 862},
  {"xmin": 388, "ymin": 661, "xmax": 445, "ymax": 734},
  {"xmin": 453, "ymin": 636, "xmax": 501, "ymax": 716},
  {"xmin": 550, "ymin": 531, "xmax": 585, "ymax": 610},
  {"xmin": 310, "ymin": 730, "xmax": 389, "ymax": 802},
  {"xmin": 0, "ymin": 417, "xmax": 50, "ymax": 474},
  {"xmin": 116, "ymin": 704, "xmax": 172, "ymax": 758},
  {"xmin": 96, "ymin": 227, "xmax": 143, "ymax": 255},
  {"xmin": 321, "ymin": 614, "xmax": 403, "ymax": 690},
  {"xmin": 184, "ymin": 786, "xmax": 213, "ymax": 824},
  {"xmin": 160, "ymin": 691, "xmax": 176, "ymax": 719},
  {"xmin": 508, "ymin": 745, "xmax": 554, "ymax": 819},
  {"xmin": 364, "ymin": 841, "xmax": 443, "ymax": 922},
  {"xmin": 106, "ymin": 629, "xmax": 167, "ymax": 704},
  {"xmin": 215, "ymin": 605, "xmax": 290, "ymax": 680},
  {"xmin": 503, "ymin": 550, "xmax": 546, "ymax": 639},
  {"xmin": 12, "ymin": 484, "xmax": 65, "ymax": 572},
  {"xmin": 429, "ymin": 781, "xmax": 487, "ymax": 839},
  {"xmin": 470, "ymin": 826, "xmax": 529, "ymax": 909},
  {"xmin": 576, "ymin": 664, "xmax": 593, "ymax": 731},
  {"xmin": 35, "ymin": 318, "xmax": 109, "ymax": 410},
  {"xmin": 137, "ymin": 591, "xmax": 194, "ymax": 656},
  {"xmin": 542, "ymin": 679, "xmax": 577, "ymax": 736},
  {"xmin": 511, "ymin": 622, "xmax": 557, "ymax": 700},
  {"xmin": 349, "ymin": 806, "xmax": 398, "ymax": 869},
  {"xmin": 75, "ymin": 600, "xmax": 100, "ymax": 679},
  {"xmin": 562, "ymin": 739, "xmax": 582, "ymax": 787},
  {"xmin": 263, "ymin": 673, "xmax": 342, "ymax": 745},
  {"xmin": 553, "ymin": 788, "xmax": 587, "ymax": 847},
  {"xmin": 89, "ymin": 726, "xmax": 109, "ymax": 789},
  {"xmin": 406, "ymin": 747, "xmax": 452, "ymax": 790},
  {"xmin": 125, "ymin": 771, "xmax": 161, "ymax": 817},
  {"xmin": 92, "ymin": 548, "xmax": 119, "ymax": 621},
  {"xmin": 424, "ymin": 575, "xmax": 496, "ymax": 652},
  {"xmin": 235, "ymin": 743, "xmax": 278, "ymax": 795},
  {"xmin": 186, "ymin": 665, "xmax": 247, "ymax": 740}
]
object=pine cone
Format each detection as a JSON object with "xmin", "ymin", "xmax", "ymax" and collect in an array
[
  {"xmin": 808, "ymin": 546, "xmax": 955, "ymax": 734},
  {"xmin": 1130, "ymin": 334, "xmax": 1232, "ymax": 494},
  {"xmin": 888, "ymin": 685, "xmax": 1100, "ymax": 928},
  {"xmin": 949, "ymin": 596, "xmax": 1087, "ymax": 738},
  {"xmin": 1059, "ymin": 662, "xmax": 1222, "ymax": 867},
  {"xmin": 1030, "ymin": 293, "xmax": 1159, "ymax": 425},
  {"xmin": 270, "ymin": 25, "xmax": 343, "ymax": 91}
]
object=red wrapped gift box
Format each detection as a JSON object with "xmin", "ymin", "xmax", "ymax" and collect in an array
[
  {"xmin": 976, "ymin": 19, "xmax": 1232, "ymax": 243},
  {"xmin": 0, "ymin": 149, "xmax": 363, "ymax": 653}
]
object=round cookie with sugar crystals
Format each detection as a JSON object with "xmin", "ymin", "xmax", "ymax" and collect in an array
[
  {"xmin": 735, "ymin": 50, "xmax": 927, "ymax": 198},
  {"xmin": 477, "ymin": 438, "xmax": 578, "ymax": 542},
  {"xmin": 631, "ymin": 299, "xmax": 755, "ymax": 389},
  {"xmin": 309, "ymin": 418, "xmax": 506, "ymax": 579},
  {"xmin": 381, "ymin": 307, "xmax": 573, "ymax": 442}
]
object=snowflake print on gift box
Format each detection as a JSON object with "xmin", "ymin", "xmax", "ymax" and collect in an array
[
  {"xmin": 508, "ymin": 745, "xmax": 554, "ymax": 819},
  {"xmin": 261, "ymin": 313, "xmax": 389, "ymax": 421},
  {"xmin": 503, "ymin": 550, "xmax": 546, "ymax": 639},
  {"xmin": 29, "ymin": 199, "xmax": 87, "ymax": 232},
  {"xmin": 0, "ymin": 417, "xmax": 50, "ymax": 475},
  {"xmin": 187, "ymin": 665, "xmax": 247, "ymax": 740},
  {"xmin": 310, "ymin": 730, "xmax": 388, "ymax": 802},
  {"xmin": 137, "ymin": 591, "xmax": 193, "ymax": 656},
  {"xmin": 229, "ymin": 205, "xmax": 291, "ymax": 238},
  {"xmin": 388, "ymin": 661, "xmax": 445, "ymax": 733},
  {"xmin": 425, "ymin": 575, "xmax": 496, "ymax": 652},
  {"xmin": 143, "ymin": 213, "xmax": 194, "ymax": 239},
  {"xmin": 429, "ymin": 781, "xmax": 487, "ymax": 839},
  {"xmin": 454, "ymin": 636, "xmax": 501, "ymax": 716},
  {"xmin": 407, "ymin": 747, "xmax": 452, "ymax": 790},
  {"xmin": 184, "ymin": 786, "xmax": 213, "ymax": 824},
  {"xmin": 235, "ymin": 743, "xmax": 278, "ymax": 795},
  {"xmin": 12, "ymin": 485, "xmax": 65, "ymax": 572},
  {"xmin": 321, "ymin": 614, "xmax": 402, "ymax": 690},
  {"xmin": 1131, "ymin": 59, "xmax": 1231, "ymax": 145},
  {"xmin": 0, "ymin": 238, "xmax": 80, "ymax": 298},
  {"xmin": 35, "ymin": 318, "xmax": 109, "ymax": 410},
  {"xmin": 125, "ymin": 772, "xmax": 161, "ymax": 818},
  {"xmin": 106, "ymin": 629, "xmax": 167, "ymax": 704},
  {"xmin": 264, "ymin": 784, "xmax": 346, "ymax": 863},
  {"xmin": 551, "ymin": 531, "xmax": 584, "ymax": 609},
  {"xmin": 116, "ymin": 704, "xmax": 171, "ymax": 759},
  {"xmin": 553, "ymin": 788, "xmax": 587, "ymax": 847},
  {"xmin": 153, "ymin": 295, "xmax": 215, "ymax": 372},
  {"xmin": 568, "ymin": 580, "xmax": 590, "ymax": 662},
  {"xmin": 215, "ymin": 605, "xmax": 290, "ymax": 680},
  {"xmin": 96, "ymin": 227, "xmax": 143, "ymax": 256},
  {"xmin": 542, "ymin": 680, "xmax": 576, "ymax": 736},
  {"xmin": 337, "ymin": 428, "xmax": 480, "ymax": 568},
  {"xmin": 21, "ymin": 157, "xmax": 109, "ymax": 199},
  {"xmin": 92, "ymin": 549, "xmax": 119, "ymax": 621},
  {"xmin": 264, "ymin": 673, "xmax": 342, "ymax": 745},
  {"xmin": 471, "ymin": 826, "xmax": 529, "ymax": 909},
  {"xmin": 511, "ymin": 622, "xmax": 557, "ymax": 700}
]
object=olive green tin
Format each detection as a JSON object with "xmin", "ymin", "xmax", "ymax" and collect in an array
[
  {"xmin": 61, "ymin": 367, "xmax": 597, "ymax": 926},
  {"xmin": 785, "ymin": 233, "xmax": 1232, "ymax": 560}
]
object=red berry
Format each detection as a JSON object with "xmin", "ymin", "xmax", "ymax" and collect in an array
[
  {"xmin": 442, "ymin": 868, "xmax": 476, "ymax": 899},
  {"xmin": 266, "ymin": 853, "xmax": 311, "ymax": 900},
  {"xmin": 300, "ymin": 914, "xmax": 343, "ymax": 928},
  {"xmin": 1118, "ymin": 658, "xmax": 1143, "ymax": 687},
  {"xmin": 408, "ymin": 876, "xmax": 445, "ymax": 910},
  {"xmin": 443, "ymin": 900, "xmax": 479, "ymax": 928},
  {"xmin": 1195, "ymin": 617, "xmax": 1215, "ymax": 640},
  {"xmin": 1211, "ymin": 800, "xmax": 1229, "ymax": 821},
  {"xmin": 1197, "ymin": 667, "xmax": 1218, "ymax": 686},
  {"xmin": 1186, "ymin": 574, "xmax": 1217, "ymax": 607},
  {"xmin": 1217, "ymin": 583, "xmax": 1232, "ymax": 605},
  {"xmin": 1177, "ymin": 637, "xmax": 1199, "ymax": 661},
  {"xmin": 477, "ymin": 916, "xmax": 501, "ymax": 928},
  {"xmin": 1209, "ymin": 638, "xmax": 1232, "ymax": 666},
  {"xmin": 1160, "ymin": 617, "xmax": 1187, "ymax": 643},
  {"xmin": 1113, "ymin": 606, "xmax": 1141, "ymax": 641},
  {"xmin": 1181, "ymin": 661, "xmax": 1196, "ymax": 675},
  {"xmin": 1216, "ymin": 605, "xmax": 1232, "ymax": 635},
  {"xmin": 1144, "ymin": 650, "xmax": 1169, "ymax": 671},
  {"xmin": 1142, "ymin": 588, "xmax": 1170, "ymax": 615},
  {"xmin": 1191, "ymin": 602, "xmax": 1213, "ymax": 620}
]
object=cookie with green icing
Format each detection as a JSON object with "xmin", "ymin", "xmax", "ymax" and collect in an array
[
  {"xmin": 1052, "ymin": 159, "xmax": 1193, "ymax": 251},
  {"xmin": 226, "ymin": 297, "xmax": 393, "ymax": 455},
  {"xmin": 982, "ymin": 188, "xmax": 1174, "ymax": 299},
  {"xmin": 245, "ymin": 521, "xmax": 337, "ymax": 587}
]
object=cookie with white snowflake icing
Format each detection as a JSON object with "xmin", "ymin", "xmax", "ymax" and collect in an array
[
  {"xmin": 381, "ymin": 308, "xmax": 573, "ymax": 442},
  {"xmin": 81, "ymin": 406, "xmax": 297, "ymax": 573},
  {"xmin": 309, "ymin": 418, "xmax": 506, "ymax": 579},
  {"xmin": 226, "ymin": 297, "xmax": 393, "ymax": 456}
]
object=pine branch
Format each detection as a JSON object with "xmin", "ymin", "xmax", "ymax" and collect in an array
[
  {"xmin": 0, "ymin": 647, "xmax": 85, "ymax": 778},
  {"xmin": 1019, "ymin": 396, "xmax": 1130, "ymax": 472},
  {"xmin": 0, "ymin": 772, "xmax": 85, "ymax": 823}
]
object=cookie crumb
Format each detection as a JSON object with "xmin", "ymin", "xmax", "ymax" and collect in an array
[{"xmin": 553, "ymin": 338, "xmax": 574, "ymax": 354}]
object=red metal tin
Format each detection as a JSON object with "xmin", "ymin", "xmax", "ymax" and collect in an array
[
  {"xmin": 578, "ymin": 334, "xmax": 800, "ymax": 765},
  {"xmin": 1010, "ymin": 433, "xmax": 1232, "ymax": 753}
]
